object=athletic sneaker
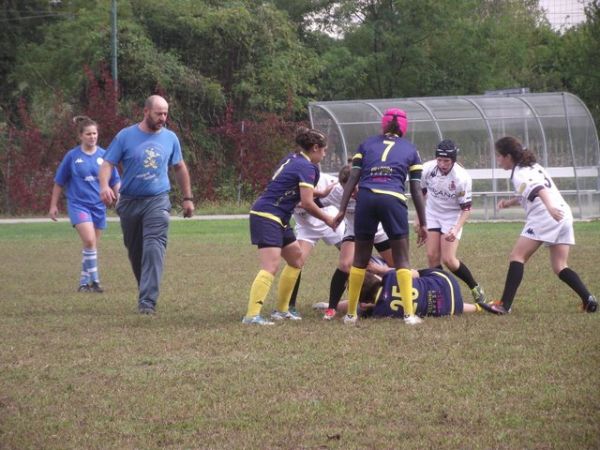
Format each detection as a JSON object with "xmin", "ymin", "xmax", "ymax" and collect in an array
[
  {"xmin": 343, "ymin": 314, "xmax": 357, "ymax": 325},
  {"xmin": 403, "ymin": 315, "xmax": 423, "ymax": 325},
  {"xmin": 242, "ymin": 315, "xmax": 274, "ymax": 325},
  {"xmin": 323, "ymin": 308, "xmax": 336, "ymax": 321},
  {"xmin": 480, "ymin": 300, "xmax": 510, "ymax": 315},
  {"xmin": 312, "ymin": 301, "xmax": 329, "ymax": 311},
  {"xmin": 583, "ymin": 295, "xmax": 598, "ymax": 313},
  {"xmin": 89, "ymin": 282, "xmax": 104, "ymax": 293},
  {"xmin": 471, "ymin": 285, "xmax": 486, "ymax": 304},
  {"xmin": 288, "ymin": 307, "xmax": 302, "ymax": 320},
  {"xmin": 270, "ymin": 310, "xmax": 302, "ymax": 321},
  {"xmin": 77, "ymin": 284, "xmax": 90, "ymax": 292}
]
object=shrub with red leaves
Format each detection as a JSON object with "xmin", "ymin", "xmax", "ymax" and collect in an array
[{"xmin": 213, "ymin": 103, "xmax": 302, "ymax": 198}]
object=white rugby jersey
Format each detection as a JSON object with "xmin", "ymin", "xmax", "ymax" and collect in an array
[
  {"xmin": 321, "ymin": 182, "xmax": 355, "ymax": 229},
  {"xmin": 421, "ymin": 160, "xmax": 472, "ymax": 216},
  {"xmin": 293, "ymin": 172, "xmax": 339, "ymax": 228},
  {"xmin": 323, "ymin": 183, "xmax": 389, "ymax": 243},
  {"xmin": 511, "ymin": 163, "xmax": 571, "ymax": 220}
]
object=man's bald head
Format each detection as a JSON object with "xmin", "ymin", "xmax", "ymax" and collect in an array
[{"xmin": 144, "ymin": 95, "xmax": 168, "ymax": 110}]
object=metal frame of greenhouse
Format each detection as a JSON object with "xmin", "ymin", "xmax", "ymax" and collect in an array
[{"xmin": 309, "ymin": 92, "xmax": 600, "ymax": 219}]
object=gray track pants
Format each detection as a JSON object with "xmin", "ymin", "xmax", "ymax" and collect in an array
[{"xmin": 116, "ymin": 194, "xmax": 171, "ymax": 310}]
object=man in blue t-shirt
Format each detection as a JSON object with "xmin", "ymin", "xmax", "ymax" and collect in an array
[{"xmin": 99, "ymin": 95, "xmax": 194, "ymax": 315}]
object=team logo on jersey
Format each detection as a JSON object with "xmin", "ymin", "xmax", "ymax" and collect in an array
[
  {"xmin": 97, "ymin": 157, "xmax": 104, "ymax": 165},
  {"xmin": 143, "ymin": 148, "xmax": 160, "ymax": 169},
  {"xmin": 458, "ymin": 190, "xmax": 465, "ymax": 197},
  {"xmin": 518, "ymin": 182, "xmax": 527, "ymax": 194},
  {"xmin": 75, "ymin": 158, "xmax": 84, "ymax": 164}
]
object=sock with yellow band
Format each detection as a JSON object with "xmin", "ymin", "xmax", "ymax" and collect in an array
[
  {"xmin": 347, "ymin": 266, "xmax": 367, "ymax": 317},
  {"xmin": 276, "ymin": 265, "xmax": 302, "ymax": 312},
  {"xmin": 246, "ymin": 270, "xmax": 274, "ymax": 317},
  {"xmin": 396, "ymin": 268, "xmax": 415, "ymax": 317}
]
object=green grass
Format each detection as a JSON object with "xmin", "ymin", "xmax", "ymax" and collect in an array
[{"xmin": 1, "ymin": 220, "xmax": 599, "ymax": 449}]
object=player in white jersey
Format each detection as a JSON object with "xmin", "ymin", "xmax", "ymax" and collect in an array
[
  {"xmin": 286, "ymin": 172, "xmax": 344, "ymax": 319},
  {"xmin": 481, "ymin": 136, "xmax": 597, "ymax": 315},
  {"xmin": 417, "ymin": 140, "xmax": 487, "ymax": 305}
]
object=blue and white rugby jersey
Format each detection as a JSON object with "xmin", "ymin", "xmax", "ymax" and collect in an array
[{"xmin": 54, "ymin": 146, "xmax": 120, "ymax": 207}]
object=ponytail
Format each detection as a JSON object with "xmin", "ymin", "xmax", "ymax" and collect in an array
[{"xmin": 73, "ymin": 115, "xmax": 97, "ymax": 135}]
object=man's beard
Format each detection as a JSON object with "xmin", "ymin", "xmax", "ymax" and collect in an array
[{"xmin": 146, "ymin": 118, "xmax": 164, "ymax": 131}]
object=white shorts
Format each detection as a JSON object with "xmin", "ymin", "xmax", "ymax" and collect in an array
[
  {"xmin": 295, "ymin": 222, "xmax": 344, "ymax": 247},
  {"xmin": 343, "ymin": 214, "xmax": 389, "ymax": 244},
  {"xmin": 426, "ymin": 211, "xmax": 463, "ymax": 240},
  {"xmin": 520, "ymin": 215, "xmax": 575, "ymax": 246}
]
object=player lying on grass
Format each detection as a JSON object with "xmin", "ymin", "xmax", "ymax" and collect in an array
[{"xmin": 315, "ymin": 257, "xmax": 482, "ymax": 319}]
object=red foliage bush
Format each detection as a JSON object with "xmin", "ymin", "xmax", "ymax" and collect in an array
[
  {"xmin": 1, "ymin": 66, "xmax": 129, "ymax": 214},
  {"xmin": 2, "ymin": 99, "xmax": 53, "ymax": 213},
  {"xmin": 213, "ymin": 103, "xmax": 301, "ymax": 196}
]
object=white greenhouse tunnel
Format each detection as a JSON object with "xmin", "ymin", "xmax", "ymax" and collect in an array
[{"xmin": 309, "ymin": 92, "xmax": 600, "ymax": 219}]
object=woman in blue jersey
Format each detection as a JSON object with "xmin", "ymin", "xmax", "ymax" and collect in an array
[
  {"xmin": 481, "ymin": 136, "xmax": 597, "ymax": 315},
  {"xmin": 243, "ymin": 127, "xmax": 337, "ymax": 325},
  {"xmin": 49, "ymin": 116, "xmax": 121, "ymax": 292},
  {"xmin": 334, "ymin": 108, "xmax": 428, "ymax": 325}
]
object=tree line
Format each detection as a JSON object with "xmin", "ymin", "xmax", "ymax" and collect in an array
[{"xmin": 1, "ymin": 0, "xmax": 598, "ymax": 214}]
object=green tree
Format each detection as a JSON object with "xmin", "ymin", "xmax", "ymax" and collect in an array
[
  {"xmin": 558, "ymin": 0, "xmax": 600, "ymax": 124},
  {"xmin": 309, "ymin": 0, "xmax": 568, "ymax": 100},
  {"xmin": 133, "ymin": 0, "xmax": 318, "ymax": 118}
]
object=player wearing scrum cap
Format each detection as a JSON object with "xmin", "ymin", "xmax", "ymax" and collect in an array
[
  {"xmin": 416, "ymin": 139, "xmax": 487, "ymax": 305},
  {"xmin": 333, "ymin": 108, "xmax": 428, "ymax": 326}
]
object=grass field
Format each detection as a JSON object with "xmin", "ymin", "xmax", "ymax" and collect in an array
[{"xmin": 1, "ymin": 219, "xmax": 599, "ymax": 449}]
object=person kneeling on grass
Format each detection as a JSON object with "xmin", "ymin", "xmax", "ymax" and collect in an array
[{"xmin": 322, "ymin": 258, "xmax": 482, "ymax": 319}]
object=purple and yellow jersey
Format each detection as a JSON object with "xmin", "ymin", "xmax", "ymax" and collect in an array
[
  {"xmin": 54, "ymin": 146, "xmax": 120, "ymax": 207},
  {"xmin": 371, "ymin": 268, "xmax": 463, "ymax": 318},
  {"xmin": 250, "ymin": 152, "xmax": 319, "ymax": 226},
  {"xmin": 352, "ymin": 134, "xmax": 422, "ymax": 202}
]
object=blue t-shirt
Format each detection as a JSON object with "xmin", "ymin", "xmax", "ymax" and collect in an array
[
  {"xmin": 104, "ymin": 124, "xmax": 183, "ymax": 197},
  {"xmin": 250, "ymin": 152, "xmax": 319, "ymax": 226},
  {"xmin": 54, "ymin": 146, "xmax": 120, "ymax": 207},
  {"xmin": 352, "ymin": 134, "xmax": 422, "ymax": 201},
  {"xmin": 369, "ymin": 268, "xmax": 463, "ymax": 318}
]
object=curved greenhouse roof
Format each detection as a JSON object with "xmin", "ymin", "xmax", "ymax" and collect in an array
[{"xmin": 309, "ymin": 92, "xmax": 600, "ymax": 219}]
